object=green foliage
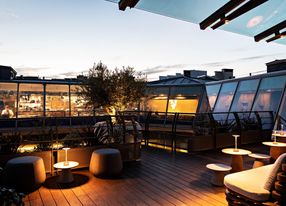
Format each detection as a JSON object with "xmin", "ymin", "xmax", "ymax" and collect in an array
[
  {"xmin": 0, "ymin": 168, "xmax": 25, "ymax": 206},
  {"xmin": 0, "ymin": 188, "xmax": 25, "ymax": 206},
  {"xmin": 80, "ymin": 62, "xmax": 147, "ymax": 113}
]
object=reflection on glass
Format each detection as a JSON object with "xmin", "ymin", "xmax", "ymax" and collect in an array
[
  {"xmin": 252, "ymin": 76, "xmax": 286, "ymax": 113},
  {"xmin": 213, "ymin": 82, "xmax": 237, "ymax": 121},
  {"xmin": 206, "ymin": 84, "xmax": 221, "ymax": 110},
  {"xmin": 231, "ymin": 79, "xmax": 259, "ymax": 112},
  {"xmin": 0, "ymin": 83, "xmax": 17, "ymax": 118},
  {"xmin": 70, "ymin": 85, "xmax": 92, "ymax": 116},
  {"xmin": 18, "ymin": 83, "xmax": 44, "ymax": 117},
  {"xmin": 214, "ymin": 82, "xmax": 237, "ymax": 112},
  {"xmin": 46, "ymin": 84, "xmax": 69, "ymax": 117},
  {"xmin": 276, "ymin": 84, "xmax": 286, "ymax": 124}
]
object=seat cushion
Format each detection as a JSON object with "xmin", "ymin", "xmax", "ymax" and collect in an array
[
  {"xmin": 264, "ymin": 153, "xmax": 286, "ymax": 191},
  {"xmin": 224, "ymin": 165, "xmax": 273, "ymax": 202}
]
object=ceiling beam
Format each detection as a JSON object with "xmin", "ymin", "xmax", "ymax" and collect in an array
[
  {"xmin": 255, "ymin": 20, "xmax": 286, "ymax": 42},
  {"xmin": 119, "ymin": 0, "xmax": 140, "ymax": 11},
  {"xmin": 211, "ymin": 0, "xmax": 268, "ymax": 30},
  {"xmin": 200, "ymin": 0, "xmax": 245, "ymax": 30}
]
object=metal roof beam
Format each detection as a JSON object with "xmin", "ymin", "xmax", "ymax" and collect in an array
[
  {"xmin": 119, "ymin": 0, "xmax": 140, "ymax": 11},
  {"xmin": 255, "ymin": 20, "xmax": 286, "ymax": 42}
]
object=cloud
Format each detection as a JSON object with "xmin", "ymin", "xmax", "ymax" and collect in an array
[
  {"xmin": 58, "ymin": 70, "xmax": 89, "ymax": 77},
  {"xmin": 141, "ymin": 64, "xmax": 187, "ymax": 75},
  {"xmin": 14, "ymin": 66, "xmax": 51, "ymax": 77},
  {"xmin": 0, "ymin": 10, "xmax": 19, "ymax": 19},
  {"xmin": 200, "ymin": 53, "xmax": 285, "ymax": 68}
]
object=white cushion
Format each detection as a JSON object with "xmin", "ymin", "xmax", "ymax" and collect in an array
[
  {"xmin": 224, "ymin": 165, "xmax": 273, "ymax": 202},
  {"xmin": 264, "ymin": 152, "xmax": 286, "ymax": 191}
]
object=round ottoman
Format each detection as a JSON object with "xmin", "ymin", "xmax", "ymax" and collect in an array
[
  {"xmin": 89, "ymin": 148, "xmax": 123, "ymax": 177},
  {"xmin": 2, "ymin": 156, "xmax": 46, "ymax": 192}
]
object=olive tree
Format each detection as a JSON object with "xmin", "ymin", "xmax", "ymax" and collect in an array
[{"xmin": 80, "ymin": 62, "xmax": 146, "ymax": 114}]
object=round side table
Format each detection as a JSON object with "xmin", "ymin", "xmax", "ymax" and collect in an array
[
  {"xmin": 54, "ymin": 161, "xmax": 79, "ymax": 183},
  {"xmin": 248, "ymin": 153, "xmax": 271, "ymax": 168},
  {"xmin": 206, "ymin": 163, "xmax": 232, "ymax": 186},
  {"xmin": 222, "ymin": 148, "xmax": 251, "ymax": 173},
  {"xmin": 262, "ymin": 142, "xmax": 286, "ymax": 162}
]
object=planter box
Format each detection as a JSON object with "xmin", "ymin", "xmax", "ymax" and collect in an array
[{"xmin": 0, "ymin": 142, "xmax": 141, "ymax": 175}]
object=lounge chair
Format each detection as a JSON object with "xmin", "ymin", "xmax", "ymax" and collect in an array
[{"xmin": 224, "ymin": 153, "xmax": 286, "ymax": 205}]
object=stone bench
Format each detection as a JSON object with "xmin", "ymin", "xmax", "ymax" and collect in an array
[
  {"xmin": 2, "ymin": 156, "xmax": 46, "ymax": 192},
  {"xmin": 206, "ymin": 163, "xmax": 232, "ymax": 186},
  {"xmin": 89, "ymin": 148, "xmax": 123, "ymax": 177}
]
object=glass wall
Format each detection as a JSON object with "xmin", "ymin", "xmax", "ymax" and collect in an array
[
  {"xmin": 70, "ymin": 85, "xmax": 92, "ymax": 116},
  {"xmin": 230, "ymin": 79, "xmax": 259, "ymax": 112},
  {"xmin": 142, "ymin": 87, "xmax": 169, "ymax": 112},
  {"xmin": 167, "ymin": 97, "xmax": 198, "ymax": 113},
  {"xmin": 46, "ymin": 84, "xmax": 69, "ymax": 117},
  {"xmin": 0, "ymin": 83, "xmax": 17, "ymax": 118},
  {"xmin": 252, "ymin": 76, "xmax": 286, "ymax": 113},
  {"xmin": 206, "ymin": 84, "xmax": 221, "ymax": 111},
  {"xmin": 145, "ymin": 96, "xmax": 168, "ymax": 112},
  {"xmin": 214, "ymin": 82, "xmax": 237, "ymax": 113},
  {"xmin": 278, "ymin": 92, "xmax": 286, "ymax": 126},
  {"xmin": 18, "ymin": 83, "xmax": 44, "ymax": 118}
]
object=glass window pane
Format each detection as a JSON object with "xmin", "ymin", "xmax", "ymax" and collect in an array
[
  {"xmin": 206, "ymin": 84, "xmax": 221, "ymax": 110},
  {"xmin": 145, "ymin": 96, "xmax": 167, "ymax": 112},
  {"xmin": 278, "ymin": 92, "xmax": 286, "ymax": 126},
  {"xmin": 0, "ymin": 83, "xmax": 17, "ymax": 118},
  {"xmin": 167, "ymin": 98, "xmax": 198, "ymax": 113},
  {"xmin": 230, "ymin": 79, "xmax": 259, "ymax": 112},
  {"xmin": 46, "ymin": 84, "xmax": 69, "ymax": 117},
  {"xmin": 214, "ymin": 82, "xmax": 237, "ymax": 112},
  {"xmin": 252, "ymin": 76, "xmax": 286, "ymax": 113},
  {"xmin": 70, "ymin": 85, "xmax": 93, "ymax": 116},
  {"xmin": 18, "ymin": 83, "xmax": 44, "ymax": 117}
]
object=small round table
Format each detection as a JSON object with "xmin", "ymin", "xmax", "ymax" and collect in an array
[
  {"xmin": 222, "ymin": 148, "xmax": 251, "ymax": 173},
  {"xmin": 53, "ymin": 161, "xmax": 79, "ymax": 183},
  {"xmin": 262, "ymin": 142, "xmax": 286, "ymax": 161},
  {"xmin": 206, "ymin": 163, "xmax": 232, "ymax": 186},
  {"xmin": 248, "ymin": 153, "xmax": 271, "ymax": 168}
]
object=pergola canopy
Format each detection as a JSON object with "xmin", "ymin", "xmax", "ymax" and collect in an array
[{"xmin": 108, "ymin": 0, "xmax": 286, "ymax": 45}]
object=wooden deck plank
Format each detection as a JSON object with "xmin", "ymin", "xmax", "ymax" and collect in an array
[
  {"xmin": 141, "ymin": 151, "xmax": 228, "ymax": 201},
  {"xmin": 50, "ymin": 189, "xmax": 70, "ymax": 206},
  {"xmin": 24, "ymin": 144, "xmax": 268, "ymax": 206},
  {"xmin": 61, "ymin": 189, "xmax": 82, "ymax": 206},
  {"xmin": 38, "ymin": 187, "xmax": 56, "ymax": 206}
]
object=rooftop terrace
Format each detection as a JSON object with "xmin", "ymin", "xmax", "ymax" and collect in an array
[{"xmin": 23, "ymin": 144, "xmax": 267, "ymax": 206}]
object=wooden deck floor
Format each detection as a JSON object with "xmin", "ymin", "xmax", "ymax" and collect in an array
[{"xmin": 24, "ymin": 144, "xmax": 268, "ymax": 206}]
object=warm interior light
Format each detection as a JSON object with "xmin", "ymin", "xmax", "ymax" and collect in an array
[
  {"xmin": 17, "ymin": 144, "xmax": 38, "ymax": 153},
  {"xmin": 51, "ymin": 142, "xmax": 64, "ymax": 149}
]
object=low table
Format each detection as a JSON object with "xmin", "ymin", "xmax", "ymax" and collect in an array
[
  {"xmin": 53, "ymin": 161, "xmax": 79, "ymax": 183},
  {"xmin": 206, "ymin": 163, "xmax": 232, "ymax": 186},
  {"xmin": 262, "ymin": 142, "xmax": 286, "ymax": 161},
  {"xmin": 222, "ymin": 148, "xmax": 251, "ymax": 173},
  {"xmin": 248, "ymin": 153, "xmax": 271, "ymax": 168}
]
